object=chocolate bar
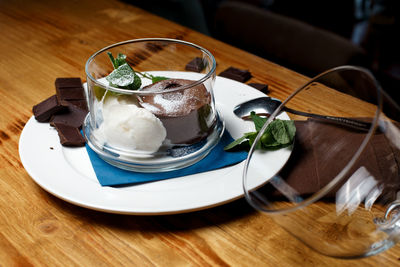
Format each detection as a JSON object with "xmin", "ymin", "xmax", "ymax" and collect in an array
[
  {"xmin": 32, "ymin": 95, "xmax": 67, "ymax": 122},
  {"xmin": 57, "ymin": 87, "xmax": 86, "ymax": 101},
  {"xmin": 32, "ymin": 77, "xmax": 88, "ymax": 147},
  {"xmin": 219, "ymin": 67, "xmax": 252, "ymax": 82},
  {"xmin": 55, "ymin": 77, "xmax": 83, "ymax": 88},
  {"xmin": 53, "ymin": 123, "xmax": 85, "ymax": 147},
  {"xmin": 248, "ymin": 83, "xmax": 269, "ymax": 94},
  {"xmin": 66, "ymin": 99, "xmax": 88, "ymax": 112},
  {"xmin": 55, "ymin": 77, "xmax": 85, "ymax": 102},
  {"xmin": 185, "ymin": 57, "xmax": 205, "ymax": 72},
  {"xmin": 50, "ymin": 104, "xmax": 88, "ymax": 129}
]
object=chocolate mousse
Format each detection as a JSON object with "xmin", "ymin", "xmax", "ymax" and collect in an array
[{"xmin": 139, "ymin": 79, "xmax": 214, "ymax": 144}]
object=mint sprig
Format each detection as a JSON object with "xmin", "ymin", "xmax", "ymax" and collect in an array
[
  {"xmin": 106, "ymin": 52, "xmax": 141, "ymax": 90},
  {"xmin": 105, "ymin": 52, "xmax": 168, "ymax": 90},
  {"xmin": 136, "ymin": 71, "xmax": 169, "ymax": 84},
  {"xmin": 107, "ymin": 52, "xmax": 128, "ymax": 69},
  {"xmin": 106, "ymin": 63, "xmax": 141, "ymax": 89},
  {"xmin": 224, "ymin": 112, "xmax": 296, "ymax": 151}
]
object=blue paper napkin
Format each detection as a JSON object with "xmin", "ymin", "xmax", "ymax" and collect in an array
[{"xmin": 85, "ymin": 131, "xmax": 248, "ymax": 186}]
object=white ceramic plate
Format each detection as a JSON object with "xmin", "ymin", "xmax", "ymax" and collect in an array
[{"xmin": 19, "ymin": 76, "xmax": 292, "ymax": 215}]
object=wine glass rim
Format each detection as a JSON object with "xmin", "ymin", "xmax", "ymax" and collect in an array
[
  {"xmin": 85, "ymin": 38, "xmax": 217, "ymax": 95},
  {"xmin": 243, "ymin": 65, "xmax": 383, "ymax": 215}
]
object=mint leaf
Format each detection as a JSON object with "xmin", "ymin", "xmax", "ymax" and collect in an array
[
  {"xmin": 136, "ymin": 71, "xmax": 169, "ymax": 83},
  {"xmin": 284, "ymin": 120, "xmax": 296, "ymax": 140},
  {"xmin": 106, "ymin": 52, "xmax": 169, "ymax": 90},
  {"xmin": 260, "ymin": 120, "xmax": 295, "ymax": 149},
  {"xmin": 105, "ymin": 63, "xmax": 141, "ymax": 89},
  {"xmin": 152, "ymin": 76, "xmax": 169, "ymax": 83},
  {"xmin": 260, "ymin": 129, "xmax": 281, "ymax": 148},
  {"xmin": 115, "ymin": 53, "xmax": 128, "ymax": 68},
  {"xmin": 225, "ymin": 111, "xmax": 296, "ymax": 151},
  {"xmin": 270, "ymin": 120, "xmax": 291, "ymax": 144},
  {"xmin": 224, "ymin": 132, "xmax": 256, "ymax": 151},
  {"xmin": 247, "ymin": 131, "xmax": 262, "ymax": 149},
  {"xmin": 250, "ymin": 111, "xmax": 267, "ymax": 131},
  {"xmin": 127, "ymin": 73, "xmax": 142, "ymax": 90},
  {"xmin": 108, "ymin": 52, "xmax": 128, "ymax": 69},
  {"xmin": 107, "ymin": 52, "xmax": 116, "ymax": 69},
  {"xmin": 270, "ymin": 120, "xmax": 296, "ymax": 145}
]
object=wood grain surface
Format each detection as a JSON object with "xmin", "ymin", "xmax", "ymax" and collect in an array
[{"xmin": 1, "ymin": 0, "xmax": 399, "ymax": 266}]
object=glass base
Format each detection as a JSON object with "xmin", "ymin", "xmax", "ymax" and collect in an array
[{"xmin": 82, "ymin": 114, "xmax": 225, "ymax": 173}]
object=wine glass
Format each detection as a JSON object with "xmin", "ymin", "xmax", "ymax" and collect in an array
[{"xmin": 243, "ymin": 65, "xmax": 400, "ymax": 258}]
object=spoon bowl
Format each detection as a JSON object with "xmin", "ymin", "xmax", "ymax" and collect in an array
[{"xmin": 233, "ymin": 97, "xmax": 281, "ymax": 118}]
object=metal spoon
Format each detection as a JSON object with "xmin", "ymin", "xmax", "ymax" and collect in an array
[{"xmin": 233, "ymin": 97, "xmax": 373, "ymax": 131}]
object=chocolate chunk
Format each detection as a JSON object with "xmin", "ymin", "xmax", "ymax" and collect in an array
[
  {"xmin": 248, "ymin": 83, "xmax": 269, "ymax": 94},
  {"xmin": 32, "ymin": 95, "xmax": 67, "ymax": 122},
  {"xmin": 50, "ymin": 104, "xmax": 88, "ymax": 129},
  {"xmin": 185, "ymin": 57, "xmax": 205, "ymax": 72},
  {"xmin": 32, "ymin": 77, "xmax": 88, "ymax": 147},
  {"xmin": 55, "ymin": 77, "xmax": 83, "ymax": 88},
  {"xmin": 219, "ymin": 67, "xmax": 252, "ymax": 82},
  {"xmin": 53, "ymin": 123, "xmax": 85, "ymax": 147},
  {"xmin": 63, "ymin": 99, "xmax": 88, "ymax": 112},
  {"xmin": 55, "ymin": 77, "xmax": 85, "ymax": 101},
  {"xmin": 57, "ymin": 87, "xmax": 85, "ymax": 101}
]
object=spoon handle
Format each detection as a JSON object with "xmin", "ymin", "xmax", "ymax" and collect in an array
[{"xmin": 283, "ymin": 107, "xmax": 373, "ymax": 131}]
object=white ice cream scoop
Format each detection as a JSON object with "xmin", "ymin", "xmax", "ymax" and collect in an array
[{"xmin": 99, "ymin": 101, "xmax": 166, "ymax": 153}]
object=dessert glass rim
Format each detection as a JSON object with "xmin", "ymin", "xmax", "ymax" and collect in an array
[
  {"xmin": 242, "ymin": 65, "xmax": 383, "ymax": 215},
  {"xmin": 85, "ymin": 38, "xmax": 217, "ymax": 95}
]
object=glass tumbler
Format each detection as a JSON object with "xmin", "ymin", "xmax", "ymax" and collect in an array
[
  {"xmin": 243, "ymin": 66, "xmax": 400, "ymax": 258},
  {"xmin": 83, "ymin": 39, "xmax": 223, "ymax": 172}
]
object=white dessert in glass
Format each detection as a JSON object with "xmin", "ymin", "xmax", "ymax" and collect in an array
[{"xmin": 83, "ymin": 38, "xmax": 224, "ymax": 172}]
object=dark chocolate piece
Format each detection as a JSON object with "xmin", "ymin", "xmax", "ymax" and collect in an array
[
  {"xmin": 55, "ymin": 77, "xmax": 83, "ymax": 88},
  {"xmin": 32, "ymin": 95, "xmax": 67, "ymax": 122},
  {"xmin": 247, "ymin": 83, "xmax": 269, "ymax": 94},
  {"xmin": 53, "ymin": 123, "xmax": 85, "ymax": 147},
  {"xmin": 50, "ymin": 104, "xmax": 88, "ymax": 129},
  {"xmin": 32, "ymin": 77, "xmax": 88, "ymax": 147},
  {"xmin": 219, "ymin": 67, "xmax": 252, "ymax": 82},
  {"xmin": 185, "ymin": 57, "xmax": 205, "ymax": 72},
  {"xmin": 57, "ymin": 87, "xmax": 86, "ymax": 101},
  {"xmin": 55, "ymin": 77, "xmax": 85, "ymax": 101},
  {"xmin": 62, "ymin": 99, "xmax": 88, "ymax": 112}
]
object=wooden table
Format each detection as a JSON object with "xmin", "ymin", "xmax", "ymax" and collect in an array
[{"xmin": 1, "ymin": 0, "xmax": 399, "ymax": 265}]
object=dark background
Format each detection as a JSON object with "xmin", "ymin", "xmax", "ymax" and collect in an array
[{"xmin": 125, "ymin": 0, "xmax": 400, "ymax": 103}]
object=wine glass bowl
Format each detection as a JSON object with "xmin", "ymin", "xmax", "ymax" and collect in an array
[{"xmin": 243, "ymin": 66, "xmax": 400, "ymax": 258}]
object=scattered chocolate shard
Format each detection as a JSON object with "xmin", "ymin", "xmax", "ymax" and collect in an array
[
  {"xmin": 57, "ymin": 87, "xmax": 86, "ymax": 101},
  {"xmin": 55, "ymin": 77, "xmax": 83, "ymax": 88},
  {"xmin": 185, "ymin": 57, "xmax": 205, "ymax": 72},
  {"xmin": 32, "ymin": 95, "xmax": 67, "ymax": 122},
  {"xmin": 247, "ymin": 83, "xmax": 269, "ymax": 94},
  {"xmin": 53, "ymin": 123, "xmax": 85, "ymax": 147},
  {"xmin": 62, "ymin": 99, "xmax": 88, "ymax": 112},
  {"xmin": 33, "ymin": 77, "xmax": 89, "ymax": 147},
  {"xmin": 50, "ymin": 104, "xmax": 88, "ymax": 129},
  {"xmin": 55, "ymin": 77, "xmax": 85, "ymax": 102},
  {"xmin": 219, "ymin": 67, "xmax": 252, "ymax": 82}
]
